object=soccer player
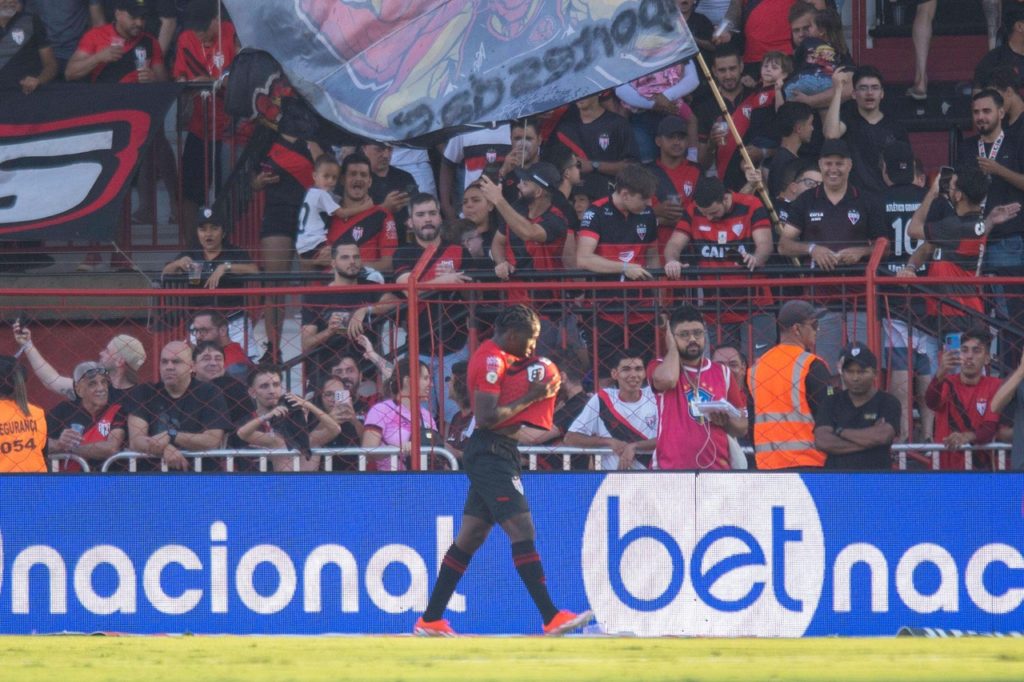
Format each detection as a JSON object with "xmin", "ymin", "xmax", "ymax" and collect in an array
[{"xmin": 415, "ymin": 305, "xmax": 594, "ymax": 637}]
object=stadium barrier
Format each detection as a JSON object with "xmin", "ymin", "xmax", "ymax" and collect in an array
[
  {"xmin": 1, "ymin": 472, "xmax": 1021, "ymax": 636},
  {"xmin": 5, "ymin": 237, "xmax": 1024, "ymax": 471},
  {"xmin": 92, "ymin": 447, "xmax": 460, "ymax": 473}
]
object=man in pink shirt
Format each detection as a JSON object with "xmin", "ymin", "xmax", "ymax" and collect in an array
[{"xmin": 649, "ymin": 305, "xmax": 748, "ymax": 469}]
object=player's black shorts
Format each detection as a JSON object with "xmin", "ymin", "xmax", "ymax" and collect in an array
[{"xmin": 462, "ymin": 429, "xmax": 530, "ymax": 524}]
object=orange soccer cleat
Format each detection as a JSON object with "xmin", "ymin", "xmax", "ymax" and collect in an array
[
  {"xmin": 542, "ymin": 609, "xmax": 594, "ymax": 636},
  {"xmin": 413, "ymin": 616, "xmax": 457, "ymax": 637}
]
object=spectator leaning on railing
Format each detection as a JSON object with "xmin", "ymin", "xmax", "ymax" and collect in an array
[
  {"xmin": 45, "ymin": 361, "xmax": 126, "ymax": 470},
  {"xmin": 125, "ymin": 340, "xmax": 229, "ymax": 471},
  {"xmin": 0, "ymin": 0, "xmax": 58, "ymax": 94}
]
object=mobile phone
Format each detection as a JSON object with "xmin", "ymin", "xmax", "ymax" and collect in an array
[
  {"xmin": 938, "ymin": 166, "xmax": 954, "ymax": 195},
  {"xmin": 944, "ymin": 332, "xmax": 961, "ymax": 352},
  {"xmin": 260, "ymin": 162, "xmax": 273, "ymax": 175},
  {"xmin": 334, "ymin": 389, "xmax": 351, "ymax": 405},
  {"xmin": 404, "ymin": 183, "xmax": 418, "ymax": 197}
]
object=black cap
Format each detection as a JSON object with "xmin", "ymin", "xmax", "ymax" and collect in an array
[
  {"xmin": 114, "ymin": 0, "xmax": 148, "ymax": 17},
  {"xmin": 182, "ymin": 0, "xmax": 218, "ymax": 31},
  {"xmin": 196, "ymin": 206, "xmax": 224, "ymax": 226},
  {"xmin": 839, "ymin": 343, "xmax": 878, "ymax": 370},
  {"xmin": 881, "ymin": 141, "xmax": 915, "ymax": 184},
  {"xmin": 777, "ymin": 300, "xmax": 827, "ymax": 328},
  {"xmin": 656, "ymin": 116, "xmax": 687, "ymax": 137},
  {"xmin": 515, "ymin": 162, "xmax": 561, "ymax": 191},
  {"xmin": 820, "ymin": 138, "xmax": 852, "ymax": 159}
]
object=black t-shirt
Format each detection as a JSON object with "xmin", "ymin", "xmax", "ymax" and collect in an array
[
  {"xmin": 957, "ymin": 133, "xmax": 1024, "ymax": 237},
  {"xmin": 392, "ymin": 240, "xmax": 472, "ymax": 354},
  {"xmin": 974, "ymin": 43, "xmax": 1024, "ymax": 88},
  {"xmin": 767, "ymin": 147, "xmax": 799, "ymax": 199},
  {"xmin": 0, "ymin": 12, "xmax": 48, "ymax": 89},
  {"xmin": 804, "ymin": 358, "xmax": 833, "ymax": 415},
  {"xmin": 686, "ymin": 12, "xmax": 714, "ymax": 45},
  {"xmin": 46, "ymin": 399, "xmax": 126, "ymax": 444},
  {"xmin": 554, "ymin": 109, "xmax": 638, "ymax": 199},
  {"xmin": 125, "ymin": 380, "xmax": 231, "ymax": 437},
  {"xmin": 173, "ymin": 245, "xmax": 253, "ymax": 311},
  {"xmin": 207, "ymin": 374, "xmax": 251, "ymax": 439},
  {"xmin": 880, "ymin": 183, "xmax": 927, "ymax": 273},
  {"xmin": 816, "ymin": 389, "xmax": 901, "ymax": 470},
  {"xmin": 300, "ymin": 274, "xmax": 384, "ymax": 385},
  {"xmin": 840, "ymin": 103, "xmax": 909, "ymax": 196},
  {"xmin": 785, "ymin": 184, "xmax": 888, "ymax": 251},
  {"xmin": 368, "ymin": 165, "xmax": 417, "ymax": 243},
  {"xmin": 552, "ymin": 190, "xmax": 581, "ymax": 235}
]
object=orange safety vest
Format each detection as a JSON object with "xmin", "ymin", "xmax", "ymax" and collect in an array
[
  {"xmin": 0, "ymin": 399, "xmax": 48, "ymax": 473},
  {"xmin": 748, "ymin": 343, "xmax": 826, "ymax": 469}
]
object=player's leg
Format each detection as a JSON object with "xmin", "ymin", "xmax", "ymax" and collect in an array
[{"xmin": 421, "ymin": 511, "xmax": 492, "ymax": 625}]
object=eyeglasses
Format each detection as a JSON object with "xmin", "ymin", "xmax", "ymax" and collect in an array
[
  {"xmin": 674, "ymin": 329, "xmax": 705, "ymax": 340},
  {"xmin": 78, "ymin": 367, "xmax": 109, "ymax": 381}
]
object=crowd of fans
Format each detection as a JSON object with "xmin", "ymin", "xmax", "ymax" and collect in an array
[{"xmin": 3, "ymin": 0, "xmax": 1024, "ymax": 472}]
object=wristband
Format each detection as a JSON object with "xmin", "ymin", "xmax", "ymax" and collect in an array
[{"xmin": 807, "ymin": 243, "xmax": 817, "ymax": 256}]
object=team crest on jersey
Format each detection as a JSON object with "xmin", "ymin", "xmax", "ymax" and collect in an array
[
  {"xmin": 485, "ymin": 148, "xmax": 497, "ymax": 163},
  {"xmin": 975, "ymin": 220, "xmax": 986, "ymax": 236},
  {"xmin": 683, "ymin": 181, "xmax": 694, "ymax": 196},
  {"xmin": 759, "ymin": 93, "xmax": 770, "ymax": 106},
  {"xmin": 598, "ymin": 133, "xmax": 610, "ymax": 150},
  {"xmin": 436, "ymin": 259, "xmax": 455, "ymax": 274},
  {"xmin": 11, "ymin": 29, "xmax": 25, "ymax": 45},
  {"xmin": 618, "ymin": 250, "xmax": 635, "ymax": 263},
  {"xmin": 977, "ymin": 399, "xmax": 988, "ymax": 416},
  {"xmin": 731, "ymin": 222, "xmax": 744, "ymax": 236},
  {"xmin": 352, "ymin": 226, "xmax": 364, "ymax": 241},
  {"xmin": 742, "ymin": 107, "xmax": 752, "ymax": 119},
  {"xmin": 134, "ymin": 46, "xmax": 147, "ymax": 65},
  {"xmin": 847, "ymin": 209, "xmax": 861, "ymax": 225},
  {"xmin": 636, "ymin": 225, "xmax": 647, "ymax": 240},
  {"xmin": 385, "ymin": 219, "xmax": 397, "ymax": 239},
  {"xmin": 98, "ymin": 421, "xmax": 111, "ymax": 437},
  {"xmin": 527, "ymin": 363, "xmax": 546, "ymax": 382}
]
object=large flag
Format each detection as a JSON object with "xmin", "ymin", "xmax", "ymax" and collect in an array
[
  {"xmin": 223, "ymin": 0, "xmax": 697, "ymax": 142},
  {"xmin": 0, "ymin": 82, "xmax": 180, "ymax": 241}
]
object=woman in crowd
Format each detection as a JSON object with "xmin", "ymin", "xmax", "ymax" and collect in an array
[
  {"xmin": 0, "ymin": 354, "xmax": 47, "ymax": 473},
  {"xmin": 361, "ymin": 357, "xmax": 438, "ymax": 471},
  {"xmin": 459, "ymin": 182, "xmax": 500, "ymax": 259},
  {"xmin": 317, "ymin": 376, "xmax": 365, "ymax": 470}
]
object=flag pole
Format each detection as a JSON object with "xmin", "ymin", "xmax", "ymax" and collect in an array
[{"xmin": 694, "ymin": 52, "xmax": 786, "ymax": 239}]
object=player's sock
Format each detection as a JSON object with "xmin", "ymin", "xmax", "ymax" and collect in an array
[
  {"xmin": 511, "ymin": 540, "xmax": 558, "ymax": 623},
  {"xmin": 423, "ymin": 544, "xmax": 473, "ymax": 622}
]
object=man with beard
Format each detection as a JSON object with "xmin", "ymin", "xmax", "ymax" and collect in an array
[
  {"xmin": 649, "ymin": 305, "xmax": 748, "ymax": 470},
  {"xmin": 393, "ymin": 193, "xmax": 474, "ymax": 421},
  {"xmin": 696, "ymin": 45, "xmax": 762, "ymax": 191},
  {"xmin": 646, "ymin": 116, "xmax": 703, "ymax": 251},
  {"xmin": 326, "ymin": 152, "xmax": 399, "ymax": 274},
  {"xmin": 748, "ymin": 300, "xmax": 832, "ymax": 469},
  {"xmin": 956, "ymin": 89, "xmax": 1024, "ymax": 363},
  {"xmin": 125, "ymin": 340, "xmax": 230, "ymax": 471},
  {"xmin": 65, "ymin": 0, "xmax": 165, "ymax": 83},
  {"xmin": 362, "ymin": 141, "xmax": 417, "ymax": 243},
  {"xmin": 497, "ymin": 118, "xmax": 543, "ymax": 203},
  {"xmin": 13, "ymin": 325, "xmax": 145, "ymax": 403},
  {"xmin": 814, "ymin": 344, "xmax": 900, "ymax": 470},
  {"xmin": 300, "ymin": 239, "xmax": 393, "ymax": 391},
  {"xmin": 824, "ymin": 66, "xmax": 908, "ymax": 196}
]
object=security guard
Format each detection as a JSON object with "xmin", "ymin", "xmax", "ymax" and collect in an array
[
  {"xmin": 748, "ymin": 301, "xmax": 832, "ymax": 469},
  {"xmin": 0, "ymin": 355, "xmax": 47, "ymax": 473}
]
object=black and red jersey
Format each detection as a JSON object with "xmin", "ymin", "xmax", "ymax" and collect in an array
[
  {"xmin": 327, "ymin": 205, "xmax": 398, "ymax": 264},
  {"xmin": 262, "ymin": 136, "xmax": 314, "ymax": 228},
  {"xmin": 495, "ymin": 356, "xmax": 560, "ymax": 431},
  {"xmin": 74, "ymin": 24, "xmax": 163, "ymax": 83},
  {"xmin": 646, "ymin": 158, "xmax": 702, "ymax": 254},
  {"xmin": 679, "ymin": 192, "xmax": 773, "ymax": 320},
  {"xmin": 497, "ymin": 198, "xmax": 568, "ymax": 272},
  {"xmin": 922, "ymin": 211, "xmax": 987, "ymax": 318},
  {"xmin": 468, "ymin": 339, "xmax": 516, "ymax": 407},
  {"xmin": 393, "ymin": 241, "xmax": 472, "ymax": 354}
]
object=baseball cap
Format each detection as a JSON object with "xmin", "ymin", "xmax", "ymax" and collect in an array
[
  {"xmin": 820, "ymin": 139, "xmax": 852, "ymax": 159},
  {"xmin": 73, "ymin": 361, "xmax": 109, "ymax": 384},
  {"xmin": 109, "ymin": 334, "xmax": 147, "ymax": 371},
  {"xmin": 881, "ymin": 141, "xmax": 915, "ymax": 183},
  {"xmin": 656, "ymin": 116, "xmax": 687, "ymax": 137},
  {"xmin": 839, "ymin": 343, "xmax": 878, "ymax": 370},
  {"xmin": 515, "ymin": 162, "xmax": 561, "ymax": 191},
  {"xmin": 777, "ymin": 300, "xmax": 827, "ymax": 328},
  {"xmin": 182, "ymin": 0, "xmax": 218, "ymax": 32},
  {"xmin": 114, "ymin": 0, "xmax": 148, "ymax": 17},
  {"xmin": 196, "ymin": 205, "xmax": 224, "ymax": 226}
]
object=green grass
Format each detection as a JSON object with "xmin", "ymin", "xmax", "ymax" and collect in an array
[{"xmin": 0, "ymin": 636, "xmax": 1022, "ymax": 681}]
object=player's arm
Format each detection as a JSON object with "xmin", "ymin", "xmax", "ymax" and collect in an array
[{"xmin": 474, "ymin": 380, "xmax": 558, "ymax": 431}]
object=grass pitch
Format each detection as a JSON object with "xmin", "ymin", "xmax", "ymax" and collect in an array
[{"xmin": 1, "ymin": 635, "xmax": 1022, "ymax": 681}]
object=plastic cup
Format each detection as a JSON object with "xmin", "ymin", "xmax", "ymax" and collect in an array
[{"xmin": 187, "ymin": 262, "xmax": 203, "ymax": 285}]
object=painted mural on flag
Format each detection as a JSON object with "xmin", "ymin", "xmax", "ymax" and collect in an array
[
  {"xmin": 0, "ymin": 82, "xmax": 179, "ymax": 241},
  {"xmin": 223, "ymin": 0, "xmax": 697, "ymax": 142}
]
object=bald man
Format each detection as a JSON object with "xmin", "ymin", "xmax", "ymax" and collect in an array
[{"xmin": 126, "ymin": 340, "xmax": 231, "ymax": 470}]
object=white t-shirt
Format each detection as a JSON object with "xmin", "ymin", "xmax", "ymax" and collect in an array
[
  {"xmin": 296, "ymin": 187, "xmax": 341, "ymax": 254},
  {"xmin": 443, "ymin": 125, "xmax": 512, "ymax": 188},
  {"xmin": 567, "ymin": 386, "xmax": 658, "ymax": 470}
]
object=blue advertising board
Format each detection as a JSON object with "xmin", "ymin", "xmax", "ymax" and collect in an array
[{"xmin": 1, "ymin": 473, "xmax": 1022, "ymax": 636}]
